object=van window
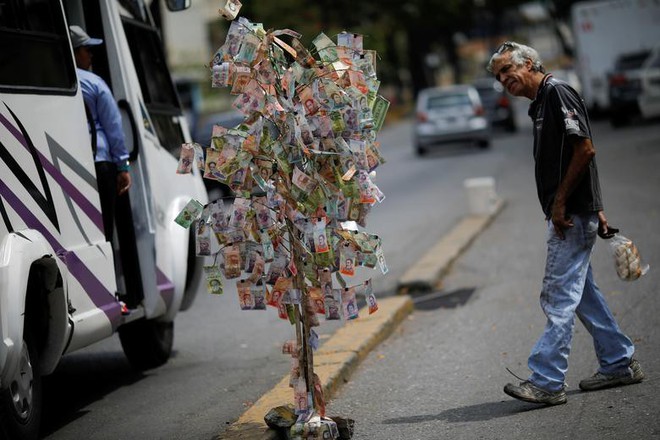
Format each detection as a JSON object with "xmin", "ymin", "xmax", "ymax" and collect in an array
[
  {"xmin": 0, "ymin": 0, "xmax": 76, "ymax": 92},
  {"xmin": 122, "ymin": 17, "xmax": 184, "ymax": 154}
]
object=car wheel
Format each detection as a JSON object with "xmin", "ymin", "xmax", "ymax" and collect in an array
[
  {"xmin": 415, "ymin": 144, "xmax": 426, "ymax": 156},
  {"xmin": 478, "ymin": 139, "xmax": 490, "ymax": 149},
  {"xmin": 0, "ymin": 329, "xmax": 42, "ymax": 440},
  {"xmin": 119, "ymin": 319, "xmax": 174, "ymax": 370},
  {"xmin": 506, "ymin": 118, "xmax": 517, "ymax": 132}
]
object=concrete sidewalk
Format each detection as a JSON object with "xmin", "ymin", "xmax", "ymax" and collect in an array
[{"xmin": 218, "ymin": 200, "xmax": 505, "ymax": 439}]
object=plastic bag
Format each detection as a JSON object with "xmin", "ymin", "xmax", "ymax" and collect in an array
[{"xmin": 610, "ymin": 234, "xmax": 649, "ymax": 281}]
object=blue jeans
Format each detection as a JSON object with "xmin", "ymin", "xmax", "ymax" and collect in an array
[{"xmin": 528, "ymin": 213, "xmax": 635, "ymax": 392}]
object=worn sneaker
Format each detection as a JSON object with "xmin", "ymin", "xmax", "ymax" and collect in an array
[
  {"xmin": 579, "ymin": 359, "xmax": 645, "ymax": 391},
  {"xmin": 503, "ymin": 381, "xmax": 567, "ymax": 405}
]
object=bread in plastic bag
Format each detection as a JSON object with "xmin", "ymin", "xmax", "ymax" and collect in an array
[{"xmin": 610, "ymin": 234, "xmax": 649, "ymax": 281}]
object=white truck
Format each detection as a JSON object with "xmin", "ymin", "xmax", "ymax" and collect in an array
[
  {"xmin": 0, "ymin": 0, "xmax": 207, "ymax": 438},
  {"xmin": 570, "ymin": 0, "xmax": 660, "ymax": 114}
]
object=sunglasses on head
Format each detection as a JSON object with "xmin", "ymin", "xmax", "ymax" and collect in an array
[{"xmin": 495, "ymin": 41, "xmax": 516, "ymax": 54}]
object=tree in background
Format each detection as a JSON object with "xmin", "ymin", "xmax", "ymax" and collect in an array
[{"xmin": 209, "ymin": 0, "xmax": 531, "ymax": 103}]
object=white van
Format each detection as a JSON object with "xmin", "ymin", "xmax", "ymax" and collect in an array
[
  {"xmin": 0, "ymin": 0, "xmax": 207, "ymax": 438},
  {"xmin": 638, "ymin": 45, "xmax": 660, "ymax": 120},
  {"xmin": 571, "ymin": 0, "xmax": 660, "ymax": 114}
]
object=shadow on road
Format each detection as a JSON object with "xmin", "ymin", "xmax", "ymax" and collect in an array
[
  {"xmin": 380, "ymin": 395, "xmax": 572, "ymax": 425},
  {"xmin": 40, "ymin": 350, "xmax": 147, "ymax": 438}
]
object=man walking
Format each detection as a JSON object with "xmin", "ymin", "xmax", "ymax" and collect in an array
[{"xmin": 487, "ymin": 41, "xmax": 643, "ymax": 405}]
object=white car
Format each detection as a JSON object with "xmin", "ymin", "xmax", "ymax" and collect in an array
[
  {"xmin": 413, "ymin": 85, "xmax": 491, "ymax": 156},
  {"xmin": 638, "ymin": 45, "xmax": 660, "ymax": 120}
]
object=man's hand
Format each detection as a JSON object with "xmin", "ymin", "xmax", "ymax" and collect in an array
[
  {"xmin": 597, "ymin": 210, "xmax": 619, "ymax": 239},
  {"xmin": 551, "ymin": 199, "xmax": 573, "ymax": 240},
  {"xmin": 117, "ymin": 171, "xmax": 131, "ymax": 196}
]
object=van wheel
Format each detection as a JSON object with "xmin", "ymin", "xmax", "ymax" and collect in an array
[
  {"xmin": 415, "ymin": 145, "xmax": 426, "ymax": 156},
  {"xmin": 179, "ymin": 227, "xmax": 199, "ymax": 312},
  {"xmin": 119, "ymin": 319, "xmax": 173, "ymax": 370},
  {"xmin": 0, "ymin": 330, "xmax": 42, "ymax": 440}
]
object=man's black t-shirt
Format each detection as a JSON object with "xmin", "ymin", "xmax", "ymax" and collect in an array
[{"xmin": 528, "ymin": 74, "xmax": 603, "ymax": 218}]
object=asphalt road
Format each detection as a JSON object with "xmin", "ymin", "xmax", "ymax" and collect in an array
[
  {"xmin": 326, "ymin": 116, "xmax": 660, "ymax": 439},
  {"xmin": 39, "ymin": 103, "xmax": 659, "ymax": 439},
  {"xmin": 40, "ymin": 111, "xmax": 496, "ymax": 440}
]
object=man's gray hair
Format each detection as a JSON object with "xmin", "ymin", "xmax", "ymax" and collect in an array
[{"xmin": 486, "ymin": 41, "xmax": 545, "ymax": 74}]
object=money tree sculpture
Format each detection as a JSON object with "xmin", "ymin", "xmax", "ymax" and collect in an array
[{"xmin": 175, "ymin": 12, "xmax": 389, "ymax": 438}]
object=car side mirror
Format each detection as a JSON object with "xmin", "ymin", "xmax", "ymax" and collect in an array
[{"xmin": 165, "ymin": 0, "xmax": 190, "ymax": 12}]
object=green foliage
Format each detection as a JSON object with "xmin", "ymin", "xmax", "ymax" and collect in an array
[{"xmin": 210, "ymin": 0, "xmax": 530, "ymax": 100}]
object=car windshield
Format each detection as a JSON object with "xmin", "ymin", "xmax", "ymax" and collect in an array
[
  {"xmin": 615, "ymin": 52, "xmax": 651, "ymax": 71},
  {"xmin": 475, "ymin": 86, "xmax": 498, "ymax": 102},
  {"xmin": 427, "ymin": 94, "xmax": 471, "ymax": 109},
  {"xmin": 475, "ymin": 86, "xmax": 495, "ymax": 95}
]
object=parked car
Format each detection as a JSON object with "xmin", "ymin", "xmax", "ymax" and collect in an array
[
  {"xmin": 607, "ymin": 50, "xmax": 652, "ymax": 127},
  {"xmin": 638, "ymin": 45, "xmax": 660, "ymax": 120},
  {"xmin": 413, "ymin": 85, "xmax": 490, "ymax": 155},
  {"xmin": 472, "ymin": 78, "xmax": 517, "ymax": 132}
]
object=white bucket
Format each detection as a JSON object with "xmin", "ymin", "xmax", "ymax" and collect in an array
[{"xmin": 464, "ymin": 177, "xmax": 498, "ymax": 215}]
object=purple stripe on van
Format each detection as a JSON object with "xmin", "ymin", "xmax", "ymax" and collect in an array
[
  {"xmin": 156, "ymin": 268, "xmax": 175, "ymax": 309},
  {"xmin": 0, "ymin": 112, "xmax": 103, "ymax": 231},
  {"xmin": 0, "ymin": 179, "xmax": 122, "ymax": 330},
  {"xmin": 60, "ymin": 249, "xmax": 122, "ymax": 329}
]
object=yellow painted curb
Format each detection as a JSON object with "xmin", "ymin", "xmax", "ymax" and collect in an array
[
  {"xmin": 219, "ymin": 197, "xmax": 504, "ymax": 438},
  {"xmin": 218, "ymin": 295, "xmax": 414, "ymax": 439},
  {"xmin": 397, "ymin": 198, "xmax": 505, "ymax": 293}
]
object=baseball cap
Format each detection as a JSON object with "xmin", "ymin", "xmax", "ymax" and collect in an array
[{"xmin": 69, "ymin": 25, "xmax": 103, "ymax": 49}]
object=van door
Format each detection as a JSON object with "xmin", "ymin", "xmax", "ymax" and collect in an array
[{"xmin": 66, "ymin": 0, "xmax": 207, "ymax": 320}]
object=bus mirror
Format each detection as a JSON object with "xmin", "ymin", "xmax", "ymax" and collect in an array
[{"xmin": 165, "ymin": 0, "xmax": 190, "ymax": 12}]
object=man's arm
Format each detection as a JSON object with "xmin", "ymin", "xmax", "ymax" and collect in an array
[
  {"xmin": 96, "ymin": 81, "xmax": 132, "ymax": 195},
  {"xmin": 96, "ymin": 82, "xmax": 129, "ymax": 162},
  {"xmin": 551, "ymin": 137, "xmax": 595, "ymax": 239}
]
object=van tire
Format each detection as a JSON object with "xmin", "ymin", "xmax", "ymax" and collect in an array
[
  {"xmin": 119, "ymin": 319, "xmax": 173, "ymax": 370},
  {"xmin": 179, "ymin": 227, "xmax": 199, "ymax": 312},
  {"xmin": 0, "ymin": 328, "xmax": 42, "ymax": 440}
]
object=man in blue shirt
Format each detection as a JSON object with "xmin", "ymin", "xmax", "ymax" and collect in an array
[{"xmin": 70, "ymin": 25, "xmax": 131, "ymax": 241}]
